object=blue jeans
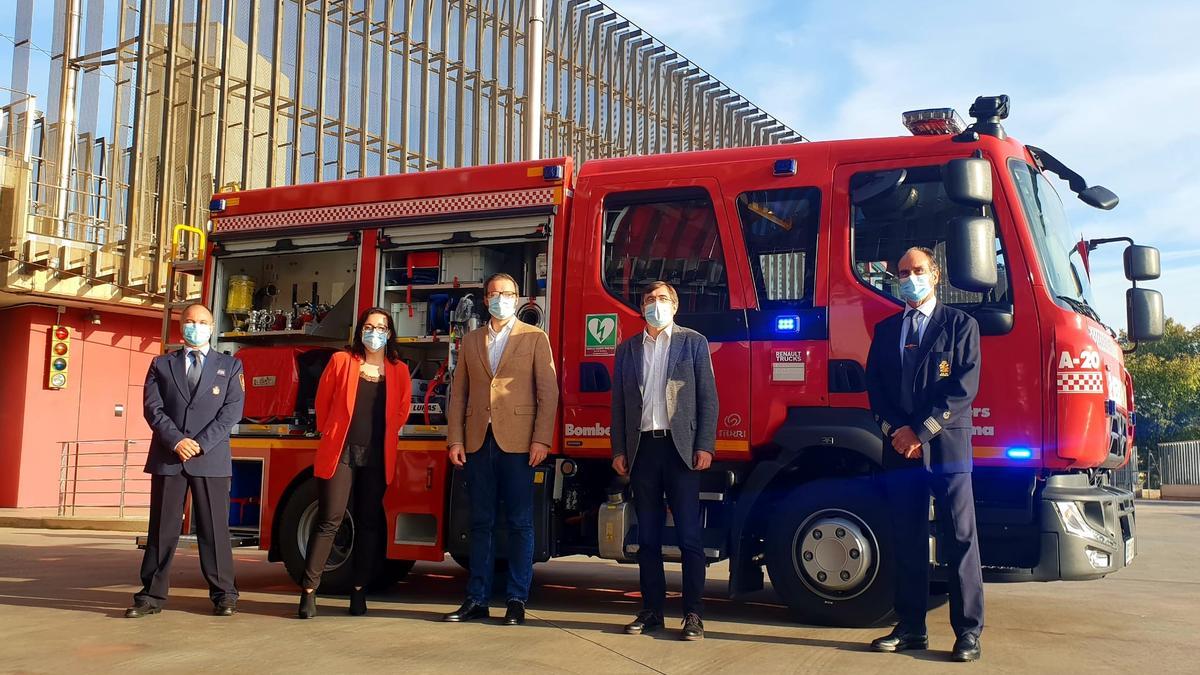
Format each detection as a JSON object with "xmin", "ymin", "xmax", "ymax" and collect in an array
[{"xmin": 464, "ymin": 428, "xmax": 535, "ymax": 605}]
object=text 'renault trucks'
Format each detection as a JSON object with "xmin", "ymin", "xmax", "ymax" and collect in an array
[{"xmin": 179, "ymin": 95, "xmax": 1163, "ymax": 626}]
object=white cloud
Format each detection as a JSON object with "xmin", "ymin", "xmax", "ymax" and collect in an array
[{"xmin": 606, "ymin": 0, "xmax": 1200, "ymax": 327}]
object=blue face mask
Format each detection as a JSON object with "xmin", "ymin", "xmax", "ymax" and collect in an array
[
  {"xmin": 362, "ymin": 329, "xmax": 389, "ymax": 352},
  {"xmin": 488, "ymin": 295, "xmax": 517, "ymax": 321},
  {"xmin": 643, "ymin": 299, "xmax": 675, "ymax": 330},
  {"xmin": 899, "ymin": 273, "xmax": 933, "ymax": 304},
  {"xmin": 182, "ymin": 322, "xmax": 212, "ymax": 346}
]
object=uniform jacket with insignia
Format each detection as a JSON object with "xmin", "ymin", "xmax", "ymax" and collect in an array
[
  {"xmin": 865, "ymin": 301, "xmax": 981, "ymax": 474},
  {"xmin": 142, "ymin": 349, "xmax": 245, "ymax": 477}
]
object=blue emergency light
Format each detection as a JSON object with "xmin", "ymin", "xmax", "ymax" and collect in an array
[
  {"xmin": 774, "ymin": 314, "xmax": 801, "ymax": 334},
  {"xmin": 543, "ymin": 165, "xmax": 564, "ymax": 181},
  {"xmin": 1006, "ymin": 447, "xmax": 1034, "ymax": 460},
  {"xmin": 773, "ymin": 159, "xmax": 797, "ymax": 176},
  {"xmin": 209, "ymin": 198, "xmax": 226, "ymax": 213}
]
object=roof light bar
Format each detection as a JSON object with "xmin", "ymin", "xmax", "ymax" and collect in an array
[{"xmin": 901, "ymin": 108, "xmax": 966, "ymax": 136}]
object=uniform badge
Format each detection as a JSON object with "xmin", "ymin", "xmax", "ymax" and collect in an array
[
  {"xmin": 239, "ymin": 373, "xmax": 245, "ymax": 390},
  {"xmin": 943, "ymin": 411, "xmax": 952, "ymax": 420},
  {"xmin": 212, "ymin": 385, "xmax": 221, "ymax": 396},
  {"xmin": 217, "ymin": 368, "xmax": 227, "ymax": 376},
  {"xmin": 938, "ymin": 359, "xmax": 951, "ymax": 378}
]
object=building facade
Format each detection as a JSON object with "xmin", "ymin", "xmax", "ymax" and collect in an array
[{"xmin": 0, "ymin": 0, "xmax": 802, "ymax": 507}]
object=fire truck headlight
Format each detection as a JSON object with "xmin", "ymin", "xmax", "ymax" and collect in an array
[{"xmin": 1053, "ymin": 501, "xmax": 1116, "ymax": 548}]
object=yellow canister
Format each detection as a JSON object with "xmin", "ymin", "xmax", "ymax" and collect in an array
[{"xmin": 226, "ymin": 274, "xmax": 255, "ymax": 314}]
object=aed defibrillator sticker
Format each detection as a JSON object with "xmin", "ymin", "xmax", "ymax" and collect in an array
[{"xmin": 585, "ymin": 313, "xmax": 618, "ymax": 356}]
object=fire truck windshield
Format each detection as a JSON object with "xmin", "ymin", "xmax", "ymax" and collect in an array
[{"xmin": 1009, "ymin": 159, "xmax": 1099, "ymax": 318}]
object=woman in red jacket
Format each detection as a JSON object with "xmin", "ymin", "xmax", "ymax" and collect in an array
[{"xmin": 299, "ymin": 307, "xmax": 412, "ymax": 618}]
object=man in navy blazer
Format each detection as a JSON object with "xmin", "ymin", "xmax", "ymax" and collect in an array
[
  {"xmin": 865, "ymin": 247, "xmax": 984, "ymax": 662},
  {"xmin": 126, "ymin": 303, "xmax": 245, "ymax": 618}
]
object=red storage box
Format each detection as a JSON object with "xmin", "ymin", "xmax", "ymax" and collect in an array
[{"xmin": 237, "ymin": 346, "xmax": 337, "ymax": 421}]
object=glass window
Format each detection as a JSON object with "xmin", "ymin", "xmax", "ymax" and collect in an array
[
  {"xmin": 602, "ymin": 187, "xmax": 729, "ymax": 314},
  {"xmin": 737, "ymin": 187, "xmax": 821, "ymax": 307},
  {"xmin": 851, "ymin": 165, "xmax": 1012, "ymax": 308},
  {"xmin": 1008, "ymin": 159, "xmax": 1099, "ymax": 317}
]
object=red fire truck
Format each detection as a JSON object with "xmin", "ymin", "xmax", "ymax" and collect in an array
[{"xmin": 190, "ymin": 95, "xmax": 1163, "ymax": 626}]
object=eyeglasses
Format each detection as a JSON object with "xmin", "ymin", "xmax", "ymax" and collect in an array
[
  {"xmin": 485, "ymin": 291, "xmax": 518, "ymax": 301},
  {"xmin": 362, "ymin": 325, "xmax": 389, "ymax": 333},
  {"xmin": 642, "ymin": 295, "xmax": 674, "ymax": 307}
]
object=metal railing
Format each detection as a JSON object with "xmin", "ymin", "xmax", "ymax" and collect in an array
[{"xmin": 57, "ymin": 439, "xmax": 152, "ymax": 517}]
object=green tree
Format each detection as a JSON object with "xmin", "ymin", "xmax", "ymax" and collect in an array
[{"xmin": 1124, "ymin": 319, "xmax": 1200, "ymax": 487}]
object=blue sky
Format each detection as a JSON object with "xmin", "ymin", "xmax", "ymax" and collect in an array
[
  {"xmin": 4, "ymin": 1, "xmax": 1196, "ymax": 329},
  {"xmin": 612, "ymin": 0, "xmax": 1200, "ymax": 330}
]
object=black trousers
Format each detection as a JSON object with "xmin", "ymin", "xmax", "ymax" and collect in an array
[
  {"xmin": 302, "ymin": 458, "xmax": 387, "ymax": 591},
  {"xmin": 886, "ymin": 467, "xmax": 985, "ymax": 638},
  {"xmin": 135, "ymin": 472, "xmax": 237, "ymax": 607},
  {"xmin": 630, "ymin": 433, "xmax": 705, "ymax": 616}
]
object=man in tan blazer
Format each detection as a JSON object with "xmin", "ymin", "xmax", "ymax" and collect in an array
[{"xmin": 443, "ymin": 272, "xmax": 558, "ymax": 626}]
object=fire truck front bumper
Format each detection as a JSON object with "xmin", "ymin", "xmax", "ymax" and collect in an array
[{"xmin": 1028, "ymin": 473, "xmax": 1136, "ymax": 581}]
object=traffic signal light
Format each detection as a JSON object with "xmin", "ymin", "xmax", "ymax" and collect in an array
[{"xmin": 48, "ymin": 325, "xmax": 70, "ymax": 390}]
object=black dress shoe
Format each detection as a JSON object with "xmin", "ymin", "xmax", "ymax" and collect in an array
[
  {"xmin": 298, "ymin": 591, "xmax": 317, "ymax": 619},
  {"xmin": 681, "ymin": 613, "xmax": 704, "ymax": 641},
  {"xmin": 349, "ymin": 588, "xmax": 367, "ymax": 616},
  {"xmin": 952, "ymin": 634, "xmax": 982, "ymax": 662},
  {"xmin": 871, "ymin": 628, "xmax": 929, "ymax": 652},
  {"xmin": 502, "ymin": 600, "xmax": 525, "ymax": 625},
  {"xmin": 624, "ymin": 610, "xmax": 664, "ymax": 635},
  {"xmin": 442, "ymin": 600, "xmax": 489, "ymax": 622},
  {"xmin": 213, "ymin": 600, "xmax": 237, "ymax": 616},
  {"xmin": 124, "ymin": 602, "xmax": 161, "ymax": 618}
]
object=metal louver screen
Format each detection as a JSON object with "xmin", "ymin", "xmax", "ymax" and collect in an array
[{"xmin": 760, "ymin": 251, "xmax": 806, "ymax": 301}]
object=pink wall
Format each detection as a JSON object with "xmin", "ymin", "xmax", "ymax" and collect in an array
[{"xmin": 0, "ymin": 305, "xmax": 162, "ymax": 507}]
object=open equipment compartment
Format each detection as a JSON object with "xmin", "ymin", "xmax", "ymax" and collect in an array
[
  {"xmin": 209, "ymin": 233, "xmax": 361, "ymax": 430},
  {"xmin": 376, "ymin": 214, "xmax": 553, "ymax": 439}
]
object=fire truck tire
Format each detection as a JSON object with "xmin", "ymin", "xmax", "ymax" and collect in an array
[
  {"xmin": 278, "ymin": 478, "xmax": 395, "ymax": 595},
  {"xmin": 765, "ymin": 478, "xmax": 896, "ymax": 627}
]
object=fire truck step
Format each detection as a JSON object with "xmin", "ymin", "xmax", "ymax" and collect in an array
[{"xmin": 136, "ymin": 530, "xmax": 260, "ymax": 550}]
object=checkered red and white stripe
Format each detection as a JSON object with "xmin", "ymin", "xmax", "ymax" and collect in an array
[
  {"xmin": 1057, "ymin": 371, "xmax": 1104, "ymax": 394},
  {"xmin": 212, "ymin": 187, "xmax": 558, "ymax": 234}
]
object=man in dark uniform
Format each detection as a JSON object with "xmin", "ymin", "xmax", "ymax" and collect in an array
[
  {"xmin": 125, "ymin": 303, "xmax": 245, "ymax": 617},
  {"xmin": 865, "ymin": 247, "xmax": 984, "ymax": 662}
]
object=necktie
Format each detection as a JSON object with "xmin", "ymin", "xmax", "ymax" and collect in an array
[
  {"xmin": 900, "ymin": 311, "xmax": 921, "ymax": 413},
  {"xmin": 188, "ymin": 351, "xmax": 202, "ymax": 394}
]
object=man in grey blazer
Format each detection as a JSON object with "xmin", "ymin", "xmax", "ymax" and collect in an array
[{"xmin": 611, "ymin": 281, "xmax": 718, "ymax": 641}]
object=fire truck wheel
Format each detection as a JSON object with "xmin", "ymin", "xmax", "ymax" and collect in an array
[
  {"xmin": 765, "ymin": 478, "xmax": 896, "ymax": 627},
  {"xmin": 278, "ymin": 478, "xmax": 392, "ymax": 595}
]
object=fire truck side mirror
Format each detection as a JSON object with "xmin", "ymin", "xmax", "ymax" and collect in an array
[
  {"xmin": 944, "ymin": 157, "xmax": 992, "ymax": 206},
  {"xmin": 947, "ymin": 216, "xmax": 998, "ymax": 292},
  {"xmin": 1127, "ymin": 288, "xmax": 1164, "ymax": 342},
  {"xmin": 1123, "ymin": 245, "xmax": 1160, "ymax": 282}
]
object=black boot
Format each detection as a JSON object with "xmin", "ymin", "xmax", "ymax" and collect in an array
[
  {"xmin": 298, "ymin": 590, "xmax": 317, "ymax": 619},
  {"xmin": 349, "ymin": 588, "xmax": 367, "ymax": 616}
]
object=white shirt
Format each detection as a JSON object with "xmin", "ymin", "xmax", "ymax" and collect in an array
[
  {"xmin": 639, "ymin": 323, "xmax": 674, "ymax": 432},
  {"xmin": 184, "ymin": 344, "xmax": 211, "ymax": 375},
  {"xmin": 899, "ymin": 294, "xmax": 937, "ymax": 357},
  {"xmin": 486, "ymin": 317, "xmax": 516, "ymax": 374}
]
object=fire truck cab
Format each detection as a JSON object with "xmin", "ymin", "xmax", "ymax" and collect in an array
[{"xmin": 198, "ymin": 95, "xmax": 1163, "ymax": 626}]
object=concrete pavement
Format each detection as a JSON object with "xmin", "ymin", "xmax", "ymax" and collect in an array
[{"xmin": 1, "ymin": 501, "xmax": 1197, "ymax": 673}]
